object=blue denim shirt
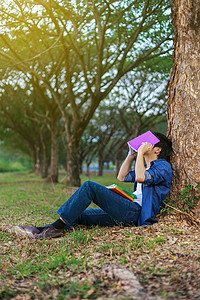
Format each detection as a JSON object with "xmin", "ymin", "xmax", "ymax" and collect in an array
[{"xmin": 124, "ymin": 159, "xmax": 173, "ymax": 226}]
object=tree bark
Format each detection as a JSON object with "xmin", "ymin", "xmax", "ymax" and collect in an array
[
  {"xmin": 86, "ymin": 162, "xmax": 90, "ymax": 177},
  {"xmin": 167, "ymin": 0, "xmax": 200, "ymax": 200},
  {"xmin": 105, "ymin": 161, "xmax": 110, "ymax": 170},
  {"xmin": 114, "ymin": 139, "xmax": 129, "ymax": 177},
  {"xmin": 66, "ymin": 139, "xmax": 81, "ymax": 187},
  {"xmin": 34, "ymin": 146, "xmax": 41, "ymax": 175},
  {"xmin": 115, "ymin": 157, "xmax": 121, "ymax": 178},
  {"xmin": 115, "ymin": 148, "xmax": 124, "ymax": 178},
  {"xmin": 47, "ymin": 127, "xmax": 59, "ymax": 183},
  {"xmin": 40, "ymin": 130, "xmax": 49, "ymax": 178},
  {"xmin": 98, "ymin": 152, "xmax": 104, "ymax": 176},
  {"xmin": 79, "ymin": 161, "xmax": 83, "ymax": 175},
  {"xmin": 41, "ymin": 145, "xmax": 49, "ymax": 179}
]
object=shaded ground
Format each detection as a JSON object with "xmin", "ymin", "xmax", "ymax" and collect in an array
[
  {"xmin": 1, "ymin": 213, "xmax": 199, "ymax": 300},
  {"xmin": 0, "ymin": 174, "xmax": 199, "ymax": 299}
]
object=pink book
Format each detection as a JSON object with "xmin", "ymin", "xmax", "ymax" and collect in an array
[{"xmin": 128, "ymin": 131, "xmax": 160, "ymax": 153}]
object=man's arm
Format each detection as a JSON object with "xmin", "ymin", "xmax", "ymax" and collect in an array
[
  {"xmin": 117, "ymin": 153, "xmax": 136, "ymax": 181},
  {"xmin": 135, "ymin": 151, "xmax": 146, "ymax": 183},
  {"xmin": 135, "ymin": 142, "xmax": 153, "ymax": 182}
]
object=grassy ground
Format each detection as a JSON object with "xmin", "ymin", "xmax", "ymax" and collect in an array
[{"xmin": 0, "ymin": 172, "xmax": 199, "ymax": 299}]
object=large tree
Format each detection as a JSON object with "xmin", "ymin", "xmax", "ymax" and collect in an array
[
  {"xmin": 167, "ymin": 0, "xmax": 200, "ymax": 203},
  {"xmin": 0, "ymin": 0, "xmax": 173, "ymax": 186}
]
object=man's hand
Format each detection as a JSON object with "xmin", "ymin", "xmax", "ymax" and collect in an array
[
  {"xmin": 128, "ymin": 146, "xmax": 137, "ymax": 156},
  {"xmin": 138, "ymin": 142, "xmax": 153, "ymax": 155},
  {"xmin": 128, "ymin": 152, "xmax": 137, "ymax": 158}
]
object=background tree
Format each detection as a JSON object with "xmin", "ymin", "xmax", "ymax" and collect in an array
[
  {"xmin": 0, "ymin": 0, "xmax": 173, "ymax": 186},
  {"xmin": 92, "ymin": 104, "xmax": 121, "ymax": 176},
  {"xmin": 0, "ymin": 85, "xmax": 50, "ymax": 175},
  {"xmin": 78, "ymin": 121, "xmax": 100, "ymax": 176},
  {"xmin": 167, "ymin": 0, "xmax": 200, "ymax": 206}
]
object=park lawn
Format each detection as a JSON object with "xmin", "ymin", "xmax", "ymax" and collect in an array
[{"xmin": 0, "ymin": 172, "xmax": 199, "ymax": 299}]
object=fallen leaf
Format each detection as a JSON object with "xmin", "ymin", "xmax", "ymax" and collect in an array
[
  {"xmin": 86, "ymin": 288, "xmax": 95, "ymax": 296},
  {"xmin": 2, "ymin": 264, "xmax": 8, "ymax": 272}
]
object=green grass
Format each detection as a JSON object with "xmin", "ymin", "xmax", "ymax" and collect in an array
[
  {"xmin": 0, "ymin": 171, "xmax": 199, "ymax": 299},
  {"xmin": 0, "ymin": 171, "xmax": 40, "ymax": 183},
  {"xmin": 0, "ymin": 171, "xmax": 133, "ymax": 226},
  {"xmin": 0, "ymin": 171, "xmax": 137, "ymax": 299}
]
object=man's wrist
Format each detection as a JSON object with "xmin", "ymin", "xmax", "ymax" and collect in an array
[
  {"xmin": 127, "ymin": 155, "xmax": 135, "ymax": 162},
  {"xmin": 127, "ymin": 153, "xmax": 137, "ymax": 159},
  {"xmin": 137, "ymin": 150, "xmax": 144, "ymax": 157}
]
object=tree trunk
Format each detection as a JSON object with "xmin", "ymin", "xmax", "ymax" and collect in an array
[
  {"xmin": 40, "ymin": 126, "xmax": 49, "ymax": 178},
  {"xmin": 40, "ymin": 139, "xmax": 49, "ymax": 178},
  {"xmin": 86, "ymin": 162, "xmax": 90, "ymax": 177},
  {"xmin": 98, "ymin": 153, "xmax": 104, "ymax": 176},
  {"xmin": 105, "ymin": 161, "xmax": 110, "ymax": 170},
  {"xmin": 66, "ymin": 139, "xmax": 81, "ymax": 186},
  {"xmin": 115, "ymin": 149, "xmax": 124, "ymax": 178},
  {"xmin": 79, "ymin": 162, "xmax": 83, "ymax": 175},
  {"xmin": 167, "ymin": 0, "xmax": 200, "ymax": 201},
  {"xmin": 41, "ymin": 147, "xmax": 49, "ymax": 178},
  {"xmin": 115, "ymin": 141, "xmax": 128, "ymax": 177},
  {"xmin": 34, "ymin": 146, "xmax": 41, "ymax": 175},
  {"xmin": 47, "ymin": 128, "xmax": 59, "ymax": 183}
]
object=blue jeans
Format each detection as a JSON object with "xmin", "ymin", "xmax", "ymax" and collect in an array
[{"xmin": 57, "ymin": 181, "xmax": 141, "ymax": 228}]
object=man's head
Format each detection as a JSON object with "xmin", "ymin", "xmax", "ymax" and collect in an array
[{"xmin": 152, "ymin": 132, "xmax": 172, "ymax": 162}]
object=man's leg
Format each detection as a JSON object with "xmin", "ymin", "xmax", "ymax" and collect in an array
[
  {"xmin": 15, "ymin": 181, "xmax": 141, "ymax": 239},
  {"xmin": 69, "ymin": 208, "xmax": 118, "ymax": 227},
  {"xmin": 57, "ymin": 181, "xmax": 141, "ymax": 228}
]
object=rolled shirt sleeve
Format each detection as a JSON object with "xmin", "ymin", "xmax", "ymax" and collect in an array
[
  {"xmin": 144, "ymin": 166, "xmax": 169, "ymax": 186},
  {"xmin": 124, "ymin": 170, "xmax": 135, "ymax": 183}
]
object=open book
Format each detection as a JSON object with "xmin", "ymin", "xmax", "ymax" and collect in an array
[
  {"xmin": 107, "ymin": 184, "xmax": 137, "ymax": 201},
  {"xmin": 128, "ymin": 131, "xmax": 160, "ymax": 154}
]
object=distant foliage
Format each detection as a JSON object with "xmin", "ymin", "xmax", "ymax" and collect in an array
[{"xmin": 0, "ymin": 154, "xmax": 32, "ymax": 172}]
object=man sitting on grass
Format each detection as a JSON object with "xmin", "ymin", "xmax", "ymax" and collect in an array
[{"xmin": 13, "ymin": 132, "xmax": 172, "ymax": 239}]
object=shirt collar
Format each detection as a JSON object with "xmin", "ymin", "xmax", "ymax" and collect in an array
[{"xmin": 145, "ymin": 159, "xmax": 167, "ymax": 168}]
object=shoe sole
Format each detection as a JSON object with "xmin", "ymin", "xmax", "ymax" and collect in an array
[
  {"xmin": 33, "ymin": 233, "xmax": 65, "ymax": 240},
  {"xmin": 33, "ymin": 228, "xmax": 65, "ymax": 240}
]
